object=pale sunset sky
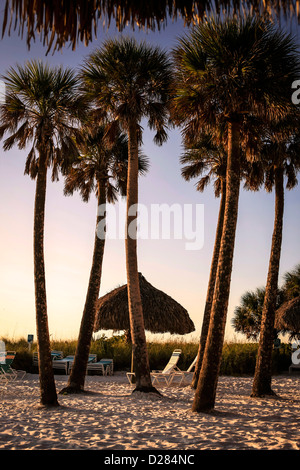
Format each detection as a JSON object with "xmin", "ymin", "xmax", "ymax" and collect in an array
[{"xmin": 0, "ymin": 10, "xmax": 299, "ymax": 342}]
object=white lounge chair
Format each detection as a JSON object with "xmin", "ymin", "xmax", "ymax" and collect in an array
[
  {"xmin": 87, "ymin": 358, "xmax": 114, "ymax": 376},
  {"xmin": 151, "ymin": 349, "xmax": 183, "ymax": 386},
  {"xmin": 51, "ymin": 350, "xmax": 63, "ymax": 360},
  {"xmin": 168, "ymin": 355, "xmax": 198, "ymax": 386},
  {"xmin": 52, "ymin": 355, "xmax": 75, "ymax": 375},
  {"xmin": 68, "ymin": 354, "xmax": 98, "ymax": 374},
  {"xmin": 33, "ymin": 350, "xmax": 63, "ymax": 368},
  {"xmin": 126, "ymin": 349, "xmax": 182, "ymax": 386}
]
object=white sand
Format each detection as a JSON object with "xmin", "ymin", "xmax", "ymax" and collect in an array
[{"xmin": 0, "ymin": 372, "xmax": 299, "ymax": 450}]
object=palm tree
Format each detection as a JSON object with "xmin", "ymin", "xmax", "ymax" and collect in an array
[
  {"xmin": 172, "ymin": 16, "xmax": 300, "ymax": 412},
  {"xmin": 232, "ymin": 287, "xmax": 285, "ymax": 340},
  {"xmin": 251, "ymin": 119, "xmax": 300, "ymax": 397},
  {"xmin": 180, "ymin": 132, "xmax": 227, "ymax": 388},
  {"xmin": 81, "ymin": 37, "xmax": 173, "ymax": 393},
  {"xmin": 0, "ymin": 60, "xmax": 87, "ymax": 406},
  {"xmin": 59, "ymin": 126, "xmax": 149, "ymax": 394},
  {"xmin": 232, "ymin": 263, "xmax": 300, "ymax": 340},
  {"xmin": 282, "ymin": 263, "xmax": 300, "ymax": 300}
]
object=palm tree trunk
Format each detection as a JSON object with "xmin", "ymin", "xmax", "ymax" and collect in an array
[
  {"xmin": 192, "ymin": 120, "xmax": 241, "ymax": 412},
  {"xmin": 191, "ymin": 180, "xmax": 226, "ymax": 389},
  {"xmin": 34, "ymin": 151, "xmax": 58, "ymax": 406},
  {"xmin": 60, "ymin": 179, "xmax": 106, "ymax": 393},
  {"xmin": 251, "ymin": 166, "xmax": 284, "ymax": 397},
  {"xmin": 126, "ymin": 121, "xmax": 157, "ymax": 393}
]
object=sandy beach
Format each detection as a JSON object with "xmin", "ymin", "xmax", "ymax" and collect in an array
[{"xmin": 0, "ymin": 372, "xmax": 299, "ymax": 451}]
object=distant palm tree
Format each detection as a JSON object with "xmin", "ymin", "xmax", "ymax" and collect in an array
[
  {"xmin": 60, "ymin": 125, "xmax": 149, "ymax": 394},
  {"xmin": 180, "ymin": 132, "xmax": 227, "ymax": 388},
  {"xmin": 282, "ymin": 263, "xmax": 300, "ymax": 300},
  {"xmin": 251, "ymin": 118, "xmax": 300, "ymax": 397},
  {"xmin": 173, "ymin": 16, "xmax": 300, "ymax": 412},
  {"xmin": 232, "ymin": 263, "xmax": 300, "ymax": 340},
  {"xmin": 232, "ymin": 287, "xmax": 284, "ymax": 340},
  {"xmin": 81, "ymin": 37, "xmax": 173, "ymax": 392},
  {"xmin": 0, "ymin": 60, "xmax": 87, "ymax": 406}
]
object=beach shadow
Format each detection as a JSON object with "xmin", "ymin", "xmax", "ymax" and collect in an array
[
  {"xmin": 249, "ymin": 394, "xmax": 300, "ymax": 404},
  {"xmin": 202, "ymin": 409, "xmax": 243, "ymax": 419},
  {"xmin": 185, "ymin": 407, "xmax": 243, "ymax": 420}
]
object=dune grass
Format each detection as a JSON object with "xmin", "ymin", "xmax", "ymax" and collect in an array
[{"xmin": 0, "ymin": 334, "xmax": 293, "ymax": 375}]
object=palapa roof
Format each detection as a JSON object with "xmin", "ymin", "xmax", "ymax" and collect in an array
[
  {"xmin": 2, "ymin": 1, "xmax": 299, "ymax": 53},
  {"xmin": 275, "ymin": 296, "xmax": 300, "ymax": 335},
  {"xmin": 94, "ymin": 273, "xmax": 195, "ymax": 335}
]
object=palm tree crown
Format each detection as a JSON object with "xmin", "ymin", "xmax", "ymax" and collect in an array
[
  {"xmin": 64, "ymin": 126, "xmax": 149, "ymax": 202},
  {"xmin": 172, "ymin": 16, "xmax": 300, "ymax": 135},
  {"xmin": 180, "ymin": 132, "xmax": 227, "ymax": 196},
  {"xmin": 81, "ymin": 36, "xmax": 173, "ymax": 144},
  {"xmin": 64, "ymin": 126, "xmax": 130, "ymax": 202},
  {"xmin": 0, "ymin": 60, "xmax": 88, "ymax": 179},
  {"xmin": 282, "ymin": 263, "xmax": 300, "ymax": 300}
]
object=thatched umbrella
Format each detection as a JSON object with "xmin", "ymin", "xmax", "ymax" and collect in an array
[
  {"xmin": 275, "ymin": 296, "xmax": 300, "ymax": 336},
  {"xmin": 94, "ymin": 273, "xmax": 195, "ymax": 336},
  {"xmin": 2, "ymin": 1, "xmax": 299, "ymax": 54}
]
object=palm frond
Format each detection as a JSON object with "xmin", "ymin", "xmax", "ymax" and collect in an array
[{"xmin": 3, "ymin": 1, "xmax": 299, "ymax": 53}]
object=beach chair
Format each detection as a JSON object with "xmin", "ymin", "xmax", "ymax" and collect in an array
[
  {"xmin": 33, "ymin": 352, "xmax": 39, "ymax": 368},
  {"xmin": 0, "ymin": 351, "xmax": 26, "ymax": 380},
  {"xmin": 51, "ymin": 350, "xmax": 63, "ymax": 361},
  {"xmin": 68, "ymin": 354, "xmax": 98, "ymax": 374},
  {"xmin": 0, "ymin": 351, "xmax": 17, "ymax": 380},
  {"xmin": 0, "ymin": 369, "xmax": 8, "ymax": 386},
  {"xmin": 33, "ymin": 350, "xmax": 63, "ymax": 367},
  {"xmin": 87, "ymin": 358, "xmax": 114, "ymax": 376},
  {"xmin": 0, "ymin": 354, "xmax": 9, "ymax": 387},
  {"xmin": 126, "ymin": 349, "xmax": 182, "ymax": 386},
  {"xmin": 52, "ymin": 355, "xmax": 75, "ymax": 375},
  {"xmin": 150, "ymin": 349, "xmax": 183, "ymax": 386},
  {"xmin": 168, "ymin": 355, "xmax": 198, "ymax": 386}
]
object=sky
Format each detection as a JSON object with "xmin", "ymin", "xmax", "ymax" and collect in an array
[{"xmin": 0, "ymin": 9, "xmax": 299, "ymax": 343}]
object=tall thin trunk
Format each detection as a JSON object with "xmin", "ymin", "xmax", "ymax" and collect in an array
[
  {"xmin": 192, "ymin": 120, "xmax": 241, "ymax": 412},
  {"xmin": 251, "ymin": 166, "xmax": 284, "ymax": 397},
  {"xmin": 126, "ymin": 121, "xmax": 157, "ymax": 393},
  {"xmin": 34, "ymin": 151, "xmax": 58, "ymax": 406},
  {"xmin": 191, "ymin": 179, "xmax": 226, "ymax": 389},
  {"xmin": 61, "ymin": 179, "xmax": 106, "ymax": 393}
]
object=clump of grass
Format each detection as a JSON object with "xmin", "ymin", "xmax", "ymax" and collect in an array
[{"xmin": 220, "ymin": 342, "xmax": 259, "ymax": 375}]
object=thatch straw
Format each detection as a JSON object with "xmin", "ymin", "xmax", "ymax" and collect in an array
[
  {"xmin": 94, "ymin": 273, "xmax": 195, "ymax": 335},
  {"xmin": 2, "ymin": 1, "xmax": 300, "ymax": 53},
  {"xmin": 275, "ymin": 296, "xmax": 300, "ymax": 334}
]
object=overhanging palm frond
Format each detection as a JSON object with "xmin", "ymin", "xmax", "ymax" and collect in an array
[{"xmin": 3, "ymin": 0, "xmax": 300, "ymax": 54}]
